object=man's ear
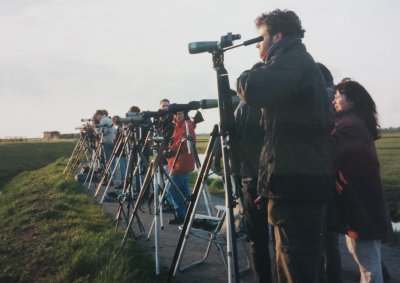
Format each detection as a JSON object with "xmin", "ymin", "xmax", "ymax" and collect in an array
[{"xmin": 273, "ymin": 32, "xmax": 283, "ymax": 44}]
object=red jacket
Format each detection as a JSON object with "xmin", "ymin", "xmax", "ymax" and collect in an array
[{"xmin": 168, "ymin": 120, "xmax": 196, "ymax": 175}]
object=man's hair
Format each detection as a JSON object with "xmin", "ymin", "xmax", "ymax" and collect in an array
[
  {"xmin": 102, "ymin": 109, "xmax": 109, "ymax": 117},
  {"xmin": 160, "ymin": 99, "xmax": 170, "ymax": 104},
  {"xmin": 334, "ymin": 78, "xmax": 380, "ymax": 140},
  {"xmin": 128, "ymin": 106, "xmax": 141, "ymax": 113},
  {"xmin": 255, "ymin": 9, "xmax": 305, "ymax": 38},
  {"xmin": 94, "ymin": 109, "xmax": 104, "ymax": 116},
  {"xmin": 111, "ymin": 115, "xmax": 120, "ymax": 124}
]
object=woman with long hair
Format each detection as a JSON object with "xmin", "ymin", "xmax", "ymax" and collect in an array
[{"xmin": 331, "ymin": 79, "xmax": 392, "ymax": 283}]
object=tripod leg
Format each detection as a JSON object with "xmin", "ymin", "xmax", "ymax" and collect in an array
[
  {"xmin": 121, "ymin": 164, "xmax": 153, "ymax": 245},
  {"xmin": 64, "ymin": 137, "xmax": 81, "ymax": 174},
  {"xmin": 121, "ymin": 151, "xmax": 164, "ymax": 246},
  {"xmin": 219, "ymin": 129, "xmax": 240, "ymax": 283},
  {"xmin": 168, "ymin": 125, "xmax": 218, "ymax": 279}
]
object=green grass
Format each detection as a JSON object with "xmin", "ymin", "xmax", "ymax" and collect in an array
[
  {"xmin": 195, "ymin": 134, "xmax": 209, "ymax": 155},
  {"xmin": 376, "ymin": 131, "xmax": 400, "ymax": 221},
  {"xmin": 0, "ymin": 140, "xmax": 76, "ymax": 189},
  {"xmin": 0, "ymin": 158, "xmax": 165, "ymax": 282},
  {"xmin": 188, "ymin": 171, "xmax": 225, "ymax": 198},
  {"xmin": 376, "ymin": 132, "xmax": 400, "ymax": 191}
]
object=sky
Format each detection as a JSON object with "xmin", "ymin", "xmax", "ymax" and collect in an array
[{"xmin": 0, "ymin": 0, "xmax": 399, "ymax": 138}]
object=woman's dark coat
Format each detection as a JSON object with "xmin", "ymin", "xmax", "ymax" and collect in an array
[{"xmin": 331, "ymin": 112, "xmax": 392, "ymax": 240}]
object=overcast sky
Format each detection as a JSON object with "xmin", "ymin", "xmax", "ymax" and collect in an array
[{"xmin": 1, "ymin": 0, "xmax": 399, "ymax": 138}]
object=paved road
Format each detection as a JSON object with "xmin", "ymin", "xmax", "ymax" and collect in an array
[{"xmin": 88, "ymin": 182, "xmax": 400, "ymax": 282}]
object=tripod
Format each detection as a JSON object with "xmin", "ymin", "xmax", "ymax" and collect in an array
[
  {"xmin": 120, "ymin": 136, "xmax": 169, "ymax": 272},
  {"xmin": 114, "ymin": 125, "xmax": 153, "ymax": 237},
  {"xmin": 168, "ymin": 33, "xmax": 261, "ymax": 283},
  {"xmin": 64, "ymin": 124, "xmax": 96, "ymax": 179},
  {"xmin": 148, "ymin": 117, "xmax": 214, "ymax": 236},
  {"xmin": 84, "ymin": 133, "xmax": 106, "ymax": 190},
  {"xmin": 64, "ymin": 134, "xmax": 88, "ymax": 179},
  {"xmin": 93, "ymin": 127, "xmax": 129, "ymax": 200},
  {"xmin": 64, "ymin": 133, "xmax": 83, "ymax": 173}
]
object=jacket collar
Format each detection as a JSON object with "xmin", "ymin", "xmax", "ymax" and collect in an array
[{"xmin": 266, "ymin": 36, "xmax": 303, "ymax": 63}]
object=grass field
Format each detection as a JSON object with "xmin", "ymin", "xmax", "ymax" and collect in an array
[
  {"xmin": 195, "ymin": 134, "xmax": 209, "ymax": 154},
  {"xmin": 0, "ymin": 158, "xmax": 165, "ymax": 282},
  {"xmin": 376, "ymin": 131, "xmax": 400, "ymax": 191},
  {"xmin": 0, "ymin": 140, "xmax": 76, "ymax": 189},
  {"xmin": 376, "ymin": 131, "xmax": 400, "ymax": 221}
]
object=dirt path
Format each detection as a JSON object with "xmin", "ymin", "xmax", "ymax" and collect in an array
[{"xmin": 88, "ymin": 183, "xmax": 400, "ymax": 282}]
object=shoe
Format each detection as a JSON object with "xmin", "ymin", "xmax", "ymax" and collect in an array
[{"xmin": 168, "ymin": 217, "xmax": 184, "ymax": 225}]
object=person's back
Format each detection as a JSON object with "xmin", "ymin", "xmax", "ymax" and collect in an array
[
  {"xmin": 236, "ymin": 9, "xmax": 332, "ymax": 283},
  {"xmin": 235, "ymin": 101, "xmax": 272, "ymax": 283},
  {"xmin": 100, "ymin": 115, "xmax": 115, "ymax": 144},
  {"xmin": 238, "ymin": 25, "xmax": 332, "ymax": 201}
]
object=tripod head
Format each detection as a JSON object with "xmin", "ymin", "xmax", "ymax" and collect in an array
[{"xmin": 113, "ymin": 116, "xmax": 145, "ymax": 125}]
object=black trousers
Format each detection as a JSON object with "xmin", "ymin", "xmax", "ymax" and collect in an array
[
  {"xmin": 242, "ymin": 178, "xmax": 272, "ymax": 283},
  {"xmin": 268, "ymin": 199, "xmax": 326, "ymax": 283}
]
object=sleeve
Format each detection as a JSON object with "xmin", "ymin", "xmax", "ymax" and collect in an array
[
  {"xmin": 331, "ymin": 116, "xmax": 371, "ymax": 166},
  {"xmin": 236, "ymin": 57, "xmax": 297, "ymax": 107},
  {"xmin": 169, "ymin": 126, "xmax": 183, "ymax": 153}
]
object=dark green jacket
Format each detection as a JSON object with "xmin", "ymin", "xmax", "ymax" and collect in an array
[
  {"xmin": 236, "ymin": 40, "xmax": 332, "ymax": 201},
  {"xmin": 234, "ymin": 101, "xmax": 264, "ymax": 178}
]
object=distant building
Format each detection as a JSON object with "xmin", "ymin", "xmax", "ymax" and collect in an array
[{"xmin": 43, "ymin": 131, "xmax": 60, "ymax": 139}]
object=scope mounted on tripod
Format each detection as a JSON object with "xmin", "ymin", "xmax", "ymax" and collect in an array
[{"xmin": 188, "ymin": 32, "xmax": 241, "ymax": 54}]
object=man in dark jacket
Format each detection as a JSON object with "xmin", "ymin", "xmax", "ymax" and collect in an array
[
  {"xmin": 236, "ymin": 9, "xmax": 332, "ymax": 283},
  {"xmin": 235, "ymin": 101, "xmax": 271, "ymax": 283}
]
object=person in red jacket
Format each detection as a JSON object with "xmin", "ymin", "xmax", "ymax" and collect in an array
[{"xmin": 167, "ymin": 111, "xmax": 196, "ymax": 225}]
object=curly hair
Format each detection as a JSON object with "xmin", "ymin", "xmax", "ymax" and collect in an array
[
  {"xmin": 128, "ymin": 106, "xmax": 141, "ymax": 113},
  {"xmin": 334, "ymin": 78, "xmax": 380, "ymax": 140},
  {"xmin": 255, "ymin": 9, "xmax": 305, "ymax": 38},
  {"xmin": 94, "ymin": 109, "xmax": 104, "ymax": 116}
]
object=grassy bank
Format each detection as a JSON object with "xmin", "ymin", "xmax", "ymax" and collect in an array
[
  {"xmin": 376, "ymin": 131, "xmax": 400, "ymax": 221},
  {"xmin": 0, "ymin": 158, "xmax": 164, "ymax": 282},
  {"xmin": 0, "ymin": 140, "xmax": 76, "ymax": 189}
]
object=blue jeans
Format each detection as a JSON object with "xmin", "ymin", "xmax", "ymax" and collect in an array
[
  {"xmin": 167, "ymin": 174, "xmax": 191, "ymax": 219},
  {"xmin": 103, "ymin": 143, "xmax": 116, "ymax": 180},
  {"xmin": 119, "ymin": 156, "xmax": 127, "ymax": 185}
]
